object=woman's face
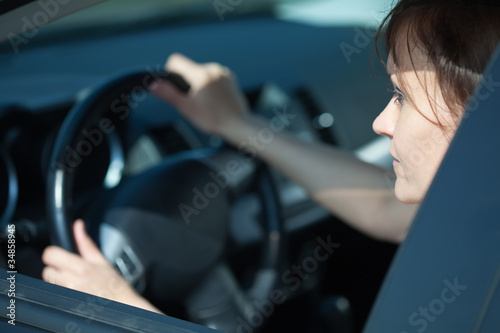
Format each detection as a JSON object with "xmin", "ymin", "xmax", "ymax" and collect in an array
[{"xmin": 373, "ymin": 50, "xmax": 459, "ymax": 204}]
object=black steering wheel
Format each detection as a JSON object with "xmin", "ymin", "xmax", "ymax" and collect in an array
[{"xmin": 46, "ymin": 70, "xmax": 284, "ymax": 332}]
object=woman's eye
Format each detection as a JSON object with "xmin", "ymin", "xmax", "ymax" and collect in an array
[{"xmin": 389, "ymin": 87, "xmax": 405, "ymax": 105}]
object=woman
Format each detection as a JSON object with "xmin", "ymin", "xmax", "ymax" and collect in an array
[{"xmin": 41, "ymin": 0, "xmax": 500, "ymax": 314}]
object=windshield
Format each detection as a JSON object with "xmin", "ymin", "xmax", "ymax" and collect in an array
[
  {"xmin": 4, "ymin": 0, "xmax": 387, "ymax": 43},
  {"xmin": 39, "ymin": 0, "xmax": 284, "ymax": 35}
]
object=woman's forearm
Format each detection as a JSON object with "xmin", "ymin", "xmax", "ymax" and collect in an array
[{"xmin": 220, "ymin": 113, "xmax": 417, "ymax": 243}]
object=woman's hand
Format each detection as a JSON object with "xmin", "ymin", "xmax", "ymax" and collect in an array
[
  {"xmin": 149, "ymin": 53, "xmax": 250, "ymax": 139},
  {"xmin": 42, "ymin": 220, "xmax": 162, "ymax": 313}
]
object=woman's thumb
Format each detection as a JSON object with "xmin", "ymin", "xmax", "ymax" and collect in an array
[{"xmin": 73, "ymin": 219, "xmax": 107, "ymax": 264}]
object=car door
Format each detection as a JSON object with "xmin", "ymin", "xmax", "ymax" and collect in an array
[{"xmin": 1, "ymin": 267, "xmax": 219, "ymax": 332}]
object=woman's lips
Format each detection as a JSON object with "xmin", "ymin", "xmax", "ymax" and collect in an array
[{"xmin": 390, "ymin": 150, "xmax": 400, "ymax": 164}]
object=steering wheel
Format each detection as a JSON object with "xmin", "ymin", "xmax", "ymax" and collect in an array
[{"xmin": 46, "ymin": 70, "xmax": 284, "ymax": 332}]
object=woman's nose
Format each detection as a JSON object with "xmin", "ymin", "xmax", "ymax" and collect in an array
[{"xmin": 373, "ymin": 101, "xmax": 396, "ymax": 139}]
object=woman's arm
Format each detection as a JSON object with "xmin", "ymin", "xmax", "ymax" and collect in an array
[
  {"xmin": 150, "ymin": 53, "xmax": 418, "ymax": 243},
  {"xmin": 224, "ymin": 116, "xmax": 417, "ymax": 242}
]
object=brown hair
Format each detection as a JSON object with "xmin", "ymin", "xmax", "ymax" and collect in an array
[{"xmin": 375, "ymin": 0, "xmax": 500, "ymax": 127}]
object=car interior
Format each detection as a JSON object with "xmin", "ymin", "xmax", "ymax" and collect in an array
[{"xmin": 0, "ymin": 1, "xmax": 403, "ymax": 332}]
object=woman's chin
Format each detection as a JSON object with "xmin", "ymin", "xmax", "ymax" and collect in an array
[{"xmin": 394, "ymin": 183, "xmax": 424, "ymax": 205}]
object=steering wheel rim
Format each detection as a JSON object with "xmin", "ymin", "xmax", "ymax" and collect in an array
[
  {"xmin": 46, "ymin": 70, "xmax": 285, "ymax": 330},
  {"xmin": 46, "ymin": 70, "xmax": 189, "ymax": 251}
]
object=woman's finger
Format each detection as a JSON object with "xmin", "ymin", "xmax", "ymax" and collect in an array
[
  {"xmin": 41, "ymin": 245, "xmax": 85, "ymax": 272},
  {"xmin": 42, "ymin": 266, "xmax": 58, "ymax": 284},
  {"xmin": 73, "ymin": 219, "xmax": 108, "ymax": 265},
  {"xmin": 164, "ymin": 53, "xmax": 206, "ymax": 84}
]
